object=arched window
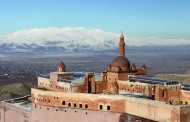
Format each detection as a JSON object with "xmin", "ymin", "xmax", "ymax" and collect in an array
[
  {"xmin": 181, "ymin": 101, "xmax": 183, "ymax": 105},
  {"xmin": 99, "ymin": 105, "xmax": 103, "ymax": 110}
]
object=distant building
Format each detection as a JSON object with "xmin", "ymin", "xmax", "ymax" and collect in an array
[{"xmin": 1, "ymin": 34, "xmax": 190, "ymax": 122}]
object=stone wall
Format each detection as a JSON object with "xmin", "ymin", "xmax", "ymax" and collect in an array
[
  {"xmin": 31, "ymin": 103, "xmax": 154, "ymax": 122},
  {"xmin": 2, "ymin": 91, "xmax": 190, "ymax": 122},
  {"xmin": 0, "ymin": 101, "xmax": 155, "ymax": 122},
  {"xmin": 180, "ymin": 90, "xmax": 190, "ymax": 105},
  {"xmin": 124, "ymin": 96, "xmax": 181, "ymax": 122},
  {"xmin": 31, "ymin": 88, "xmax": 126, "ymax": 113},
  {"xmin": 31, "ymin": 88, "xmax": 190, "ymax": 122},
  {"xmin": 155, "ymin": 84, "xmax": 181, "ymax": 105},
  {"xmin": 38, "ymin": 77, "xmax": 85, "ymax": 93},
  {"xmin": 117, "ymin": 80, "xmax": 152, "ymax": 96},
  {"xmin": 0, "ymin": 101, "xmax": 31, "ymax": 122}
]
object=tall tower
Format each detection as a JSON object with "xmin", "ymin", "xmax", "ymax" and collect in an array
[
  {"xmin": 119, "ymin": 32, "xmax": 125, "ymax": 56},
  {"xmin": 58, "ymin": 61, "xmax": 66, "ymax": 72}
]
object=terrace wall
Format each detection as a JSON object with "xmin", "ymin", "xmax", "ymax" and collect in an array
[
  {"xmin": 38, "ymin": 77, "xmax": 86, "ymax": 93},
  {"xmin": 180, "ymin": 90, "xmax": 190, "ymax": 105},
  {"xmin": 0, "ymin": 101, "xmax": 31, "ymax": 122},
  {"xmin": 117, "ymin": 80, "xmax": 152, "ymax": 97},
  {"xmin": 31, "ymin": 88, "xmax": 190, "ymax": 122},
  {"xmin": 31, "ymin": 103, "xmax": 154, "ymax": 122}
]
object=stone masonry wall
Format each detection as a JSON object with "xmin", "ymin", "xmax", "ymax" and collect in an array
[
  {"xmin": 31, "ymin": 88, "xmax": 190, "ymax": 122},
  {"xmin": 0, "ymin": 102, "xmax": 31, "ymax": 122}
]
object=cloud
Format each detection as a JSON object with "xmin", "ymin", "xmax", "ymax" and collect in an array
[{"xmin": 0, "ymin": 27, "xmax": 190, "ymax": 47}]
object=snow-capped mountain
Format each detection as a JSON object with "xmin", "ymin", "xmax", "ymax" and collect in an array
[
  {"xmin": 0, "ymin": 27, "xmax": 119, "ymax": 53},
  {"xmin": 0, "ymin": 27, "xmax": 190, "ymax": 54}
]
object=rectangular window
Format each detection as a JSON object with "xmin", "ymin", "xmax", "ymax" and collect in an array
[
  {"xmin": 107, "ymin": 105, "xmax": 110, "ymax": 110},
  {"xmin": 162, "ymin": 90, "xmax": 165, "ymax": 97},
  {"xmin": 62, "ymin": 101, "xmax": 66, "ymax": 105},
  {"xmin": 85, "ymin": 104, "xmax": 88, "ymax": 109},
  {"xmin": 79, "ymin": 103, "xmax": 83, "ymax": 108},
  {"xmin": 99, "ymin": 105, "xmax": 103, "ymax": 110},
  {"xmin": 74, "ymin": 103, "xmax": 77, "ymax": 107},
  {"xmin": 68, "ymin": 103, "xmax": 71, "ymax": 107}
]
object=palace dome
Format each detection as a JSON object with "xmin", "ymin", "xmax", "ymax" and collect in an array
[{"xmin": 111, "ymin": 56, "xmax": 130, "ymax": 68}]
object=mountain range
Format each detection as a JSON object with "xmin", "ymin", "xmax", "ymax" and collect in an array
[{"xmin": 0, "ymin": 27, "xmax": 190, "ymax": 54}]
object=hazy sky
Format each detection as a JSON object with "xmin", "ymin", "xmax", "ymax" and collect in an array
[{"xmin": 0, "ymin": 0, "xmax": 190, "ymax": 39}]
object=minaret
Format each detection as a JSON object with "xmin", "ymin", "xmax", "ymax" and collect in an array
[
  {"xmin": 58, "ymin": 61, "xmax": 66, "ymax": 72},
  {"xmin": 119, "ymin": 32, "xmax": 125, "ymax": 56}
]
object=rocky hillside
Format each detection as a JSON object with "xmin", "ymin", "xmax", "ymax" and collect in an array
[{"xmin": 0, "ymin": 83, "xmax": 32, "ymax": 101}]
